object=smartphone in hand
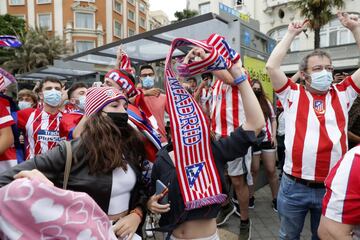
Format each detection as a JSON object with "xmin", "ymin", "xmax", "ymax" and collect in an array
[{"xmin": 156, "ymin": 180, "xmax": 169, "ymax": 204}]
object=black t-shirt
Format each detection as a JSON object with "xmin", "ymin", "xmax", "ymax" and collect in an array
[{"xmin": 150, "ymin": 126, "xmax": 260, "ymax": 233}]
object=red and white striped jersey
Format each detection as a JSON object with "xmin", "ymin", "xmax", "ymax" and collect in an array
[
  {"xmin": 277, "ymin": 76, "xmax": 360, "ymax": 181},
  {"xmin": 18, "ymin": 108, "xmax": 64, "ymax": 160},
  {"xmin": 322, "ymin": 145, "xmax": 360, "ymax": 225},
  {"xmin": 0, "ymin": 104, "xmax": 17, "ymax": 172},
  {"xmin": 262, "ymin": 100, "xmax": 276, "ymax": 142},
  {"xmin": 210, "ymin": 80, "xmax": 245, "ymax": 137}
]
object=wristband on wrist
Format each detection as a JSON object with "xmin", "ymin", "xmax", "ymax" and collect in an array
[
  {"xmin": 234, "ymin": 73, "xmax": 248, "ymax": 85},
  {"xmin": 130, "ymin": 208, "xmax": 143, "ymax": 220}
]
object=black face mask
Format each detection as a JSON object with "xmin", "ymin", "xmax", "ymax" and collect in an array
[
  {"xmin": 106, "ymin": 112, "xmax": 128, "ymax": 128},
  {"xmin": 253, "ymin": 90, "xmax": 262, "ymax": 97}
]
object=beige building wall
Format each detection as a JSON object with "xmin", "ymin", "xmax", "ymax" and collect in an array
[
  {"xmin": 188, "ymin": 0, "xmax": 360, "ymax": 52},
  {"xmin": 5, "ymin": 0, "xmax": 150, "ymax": 53}
]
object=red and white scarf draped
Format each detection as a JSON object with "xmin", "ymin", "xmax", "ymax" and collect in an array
[
  {"xmin": 165, "ymin": 34, "xmax": 239, "ymax": 210},
  {"xmin": 118, "ymin": 51, "xmax": 160, "ymax": 132}
]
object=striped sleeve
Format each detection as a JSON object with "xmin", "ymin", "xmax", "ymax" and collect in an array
[
  {"xmin": 0, "ymin": 105, "xmax": 14, "ymax": 129},
  {"xmin": 322, "ymin": 145, "xmax": 360, "ymax": 224},
  {"xmin": 335, "ymin": 76, "xmax": 360, "ymax": 108},
  {"xmin": 267, "ymin": 100, "xmax": 276, "ymax": 118},
  {"xmin": 275, "ymin": 79, "xmax": 298, "ymax": 110}
]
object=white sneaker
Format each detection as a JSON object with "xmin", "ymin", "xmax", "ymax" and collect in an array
[{"xmin": 145, "ymin": 215, "xmax": 154, "ymax": 238}]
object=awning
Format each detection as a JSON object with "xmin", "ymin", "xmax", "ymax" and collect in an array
[
  {"xmin": 63, "ymin": 13, "xmax": 242, "ymax": 66},
  {"xmin": 16, "ymin": 65, "xmax": 97, "ymax": 81}
]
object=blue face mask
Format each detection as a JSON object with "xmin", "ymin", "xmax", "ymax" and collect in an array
[
  {"xmin": 310, "ymin": 69, "xmax": 333, "ymax": 92},
  {"xmin": 18, "ymin": 101, "xmax": 32, "ymax": 110},
  {"xmin": 43, "ymin": 89, "xmax": 62, "ymax": 107},
  {"xmin": 77, "ymin": 95, "xmax": 86, "ymax": 110},
  {"xmin": 142, "ymin": 76, "xmax": 155, "ymax": 89}
]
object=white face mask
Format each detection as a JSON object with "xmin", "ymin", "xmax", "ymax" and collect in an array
[
  {"xmin": 43, "ymin": 89, "xmax": 62, "ymax": 107},
  {"xmin": 310, "ymin": 69, "xmax": 333, "ymax": 92},
  {"xmin": 18, "ymin": 101, "xmax": 32, "ymax": 110},
  {"xmin": 77, "ymin": 95, "xmax": 86, "ymax": 110}
]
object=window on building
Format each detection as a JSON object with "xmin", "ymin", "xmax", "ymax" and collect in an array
[
  {"xmin": 114, "ymin": 0, "xmax": 122, "ymax": 13},
  {"xmin": 127, "ymin": 0, "xmax": 135, "ymax": 5},
  {"xmin": 128, "ymin": 10, "xmax": 135, "ymax": 21},
  {"xmin": 269, "ymin": 27, "xmax": 300, "ymax": 51},
  {"xmin": 139, "ymin": 2, "xmax": 146, "ymax": 12},
  {"xmin": 75, "ymin": 41, "xmax": 95, "ymax": 53},
  {"xmin": 37, "ymin": 0, "xmax": 51, "ymax": 4},
  {"xmin": 199, "ymin": 2, "xmax": 210, "ymax": 15},
  {"xmin": 114, "ymin": 21, "xmax": 122, "ymax": 38},
  {"xmin": 75, "ymin": 12, "xmax": 95, "ymax": 29},
  {"xmin": 38, "ymin": 13, "xmax": 52, "ymax": 31},
  {"xmin": 128, "ymin": 28, "xmax": 135, "ymax": 37},
  {"xmin": 320, "ymin": 17, "xmax": 356, "ymax": 47},
  {"xmin": 9, "ymin": 0, "xmax": 24, "ymax": 5},
  {"xmin": 139, "ymin": 17, "xmax": 145, "ymax": 28}
]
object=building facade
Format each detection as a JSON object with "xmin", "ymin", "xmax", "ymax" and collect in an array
[
  {"xmin": 149, "ymin": 10, "xmax": 169, "ymax": 30},
  {"xmin": 1, "ymin": 0, "xmax": 150, "ymax": 53},
  {"xmin": 188, "ymin": 0, "xmax": 360, "ymax": 73}
]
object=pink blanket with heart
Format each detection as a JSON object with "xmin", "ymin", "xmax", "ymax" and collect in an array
[{"xmin": 0, "ymin": 178, "xmax": 117, "ymax": 240}]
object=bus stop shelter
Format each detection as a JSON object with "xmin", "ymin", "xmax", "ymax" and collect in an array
[{"xmin": 64, "ymin": 13, "xmax": 275, "ymax": 68}]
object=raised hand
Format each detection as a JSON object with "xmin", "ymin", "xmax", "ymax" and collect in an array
[
  {"xmin": 338, "ymin": 12, "xmax": 360, "ymax": 32},
  {"xmin": 287, "ymin": 20, "xmax": 309, "ymax": 37},
  {"xmin": 183, "ymin": 47, "xmax": 208, "ymax": 64}
]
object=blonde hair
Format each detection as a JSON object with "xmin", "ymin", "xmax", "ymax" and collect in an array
[{"xmin": 18, "ymin": 89, "xmax": 38, "ymax": 105}]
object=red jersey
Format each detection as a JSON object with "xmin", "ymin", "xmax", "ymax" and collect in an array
[
  {"xmin": 210, "ymin": 80, "xmax": 245, "ymax": 137},
  {"xmin": 262, "ymin": 100, "xmax": 276, "ymax": 142},
  {"xmin": 276, "ymin": 77, "xmax": 360, "ymax": 181},
  {"xmin": 322, "ymin": 145, "xmax": 360, "ymax": 225},
  {"xmin": 59, "ymin": 112, "xmax": 83, "ymax": 140},
  {"xmin": 18, "ymin": 108, "xmax": 64, "ymax": 160},
  {"xmin": 0, "ymin": 104, "xmax": 17, "ymax": 172}
]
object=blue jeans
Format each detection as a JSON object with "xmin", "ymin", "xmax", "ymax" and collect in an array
[{"xmin": 277, "ymin": 174, "xmax": 326, "ymax": 240}]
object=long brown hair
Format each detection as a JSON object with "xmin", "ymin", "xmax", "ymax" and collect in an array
[
  {"xmin": 76, "ymin": 112, "xmax": 146, "ymax": 174},
  {"xmin": 251, "ymin": 79, "xmax": 272, "ymax": 120}
]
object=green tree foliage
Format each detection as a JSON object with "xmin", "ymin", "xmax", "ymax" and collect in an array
[
  {"xmin": 2, "ymin": 27, "xmax": 69, "ymax": 74},
  {"xmin": 290, "ymin": 0, "xmax": 345, "ymax": 49},
  {"xmin": 0, "ymin": 14, "xmax": 26, "ymax": 66},
  {"xmin": 173, "ymin": 9, "xmax": 198, "ymax": 23}
]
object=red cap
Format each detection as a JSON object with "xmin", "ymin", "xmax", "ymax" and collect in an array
[{"xmin": 104, "ymin": 69, "xmax": 137, "ymax": 98}]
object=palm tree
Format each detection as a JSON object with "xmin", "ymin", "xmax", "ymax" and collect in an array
[
  {"xmin": 290, "ymin": 0, "xmax": 345, "ymax": 49},
  {"xmin": 2, "ymin": 27, "xmax": 69, "ymax": 74}
]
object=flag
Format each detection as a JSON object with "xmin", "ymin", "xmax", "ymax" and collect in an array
[{"xmin": 0, "ymin": 35, "xmax": 22, "ymax": 48}]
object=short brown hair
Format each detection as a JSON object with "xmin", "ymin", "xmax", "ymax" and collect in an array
[
  {"xmin": 39, "ymin": 77, "xmax": 63, "ymax": 91},
  {"xmin": 18, "ymin": 89, "xmax": 38, "ymax": 105},
  {"xmin": 299, "ymin": 49, "xmax": 332, "ymax": 72}
]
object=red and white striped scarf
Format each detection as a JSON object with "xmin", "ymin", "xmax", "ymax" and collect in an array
[
  {"xmin": 119, "ymin": 51, "xmax": 135, "ymax": 75},
  {"xmin": 165, "ymin": 36, "xmax": 235, "ymax": 210}
]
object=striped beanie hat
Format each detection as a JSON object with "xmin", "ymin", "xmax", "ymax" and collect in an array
[
  {"xmin": 0, "ymin": 68, "xmax": 16, "ymax": 91},
  {"xmin": 85, "ymin": 87, "xmax": 127, "ymax": 116},
  {"xmin": 104, "ymin": 69, "xmax": 138, "ymax": 98}
]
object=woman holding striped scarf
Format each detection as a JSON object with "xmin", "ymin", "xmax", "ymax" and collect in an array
[{"xmin": 147, "ymin": 35, "xmax": 265, "ymax": 240}]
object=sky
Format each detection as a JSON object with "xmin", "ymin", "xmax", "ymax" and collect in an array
[{"xmin": 149, "ymin": 0, "xmax": 187, "ymax": 20}]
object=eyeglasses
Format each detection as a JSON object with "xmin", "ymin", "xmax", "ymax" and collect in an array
[
  {"xmin": 140, "ymin": 73, "xmax": 154, "ymax": 78},
  {"xmin": 309, "ymin": 65, "xmax": 334, "ymax": 73}
]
